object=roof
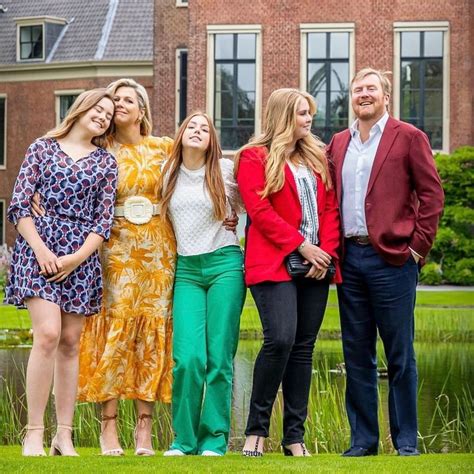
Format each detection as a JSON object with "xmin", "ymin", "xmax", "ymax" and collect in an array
[{"xmin": 0, "ymin": 0, "xmax": 153, "ymax": 65}]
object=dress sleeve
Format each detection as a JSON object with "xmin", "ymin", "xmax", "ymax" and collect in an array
[
  {"xmin": 7, "ymin": 141, "xmax": 41, "ymax": 226},
  {"xmin": 220, "ymin": 158, "xmax": 245, "ymax": 213},
  {"xmin": 90, "ymin": 153, "xmax": 118, "ymax": 240}
]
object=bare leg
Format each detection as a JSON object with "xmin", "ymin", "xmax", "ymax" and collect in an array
[
  {"xmin": 135, "ymin": 399, "xmax": 154, "ymax": 454},
  {"xmin": 100, "ymin": 398, "xmax": 123, "ymax": 454},
  {"xmin": 24, "ymin": 297, "xmax": 62, "ymax": 455},
  {"xmin": 52, "ymin": 311, "xmax": 85, "ymax": 455}
]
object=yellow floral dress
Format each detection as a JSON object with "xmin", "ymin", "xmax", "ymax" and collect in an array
[{"xmin": 78, "ymin": 136, "xmax": 176, "ymax": 403}]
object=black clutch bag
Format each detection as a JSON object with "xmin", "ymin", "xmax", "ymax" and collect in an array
[{"xmin": 286, "ymin": 251, "xmax": 336, "ymax": 280}]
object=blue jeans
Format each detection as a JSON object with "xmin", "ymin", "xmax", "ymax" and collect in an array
[{"xmin": 337, "ymin": 240, "xmax": 419, "ymax": 451}]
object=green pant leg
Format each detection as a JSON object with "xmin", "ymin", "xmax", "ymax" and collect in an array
[
  {"xmin": 197, "ymin": 249, "xmax": 245, "ymax": 454},
  {"xmin": 170, "ymin": 256, "xmax": 207, "ymax": 454}
]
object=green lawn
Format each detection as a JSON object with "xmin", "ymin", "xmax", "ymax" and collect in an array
[{"xmin": 0, "ymin": 447, "xmax": 472, "ymax": 473}]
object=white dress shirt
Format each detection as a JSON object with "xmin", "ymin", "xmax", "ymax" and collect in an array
[{"xmin": 341, "ymin": 112, "xmax": 389, "ymax": 237}]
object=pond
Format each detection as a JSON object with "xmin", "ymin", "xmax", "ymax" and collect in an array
[{"xmin": 1, "ymin": 338, "xmax": 471, "ymax": 453}]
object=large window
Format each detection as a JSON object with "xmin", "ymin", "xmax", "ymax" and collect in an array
[
  {"xmin": 207, "ymin": 25, "xmax": 261, "ymax": 152},
  {"xmin": 176, "ymin": 49, "xmax": 188, "ymax": 128},
  {"xmin": 394, "ymin": 22, "xmax": 449, "ymax": 151},
  {"xmin": 0, "ymin": 96, "xmax": 5, "ymax": 168},
  {"xmin": 301, "ymin": 24, "xmax": 355, "ymax": 145},
  {"xmin": 19, "ymin": 25, "xmax": 44, "ymax": 60}
]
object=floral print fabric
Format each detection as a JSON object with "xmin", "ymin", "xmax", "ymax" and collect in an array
[
  {"xmin": 4, "ymin": 138, "xmax": 117, "ymax": 315},
  {"xmin": 78, "ymin": 136, "xmax": 176, "ymax": 402}
]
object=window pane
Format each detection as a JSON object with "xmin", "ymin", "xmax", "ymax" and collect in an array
[
  {"xmin": 21, "ymin": 44, "xmax": 32, "ymax": 59},
  {"xmin": 329, "ymin": 32, "xmax": 349, "ymax": 59},
  {"xmin": 424, "ymin": 60, "xmax": 443, "ymax": 89},
  {"xmin": 20, "ymin": 26, "xmax": 31, "ymax": 42},
  {"xmin": 237, "ymin": 92, "xmax": 255, "ymax": 119},
  {"xmin": 400, "ymin": 89, "xmax": 420, "ymax": 123},
  {"xmin": 237, "ymin": 63, "xmax": 255, "ymax": 91},
  {"xmin": 215, "ymin": 63, "xmax": 233, "ymax": 92},
  {"xmin": 308, "ymin": 62, "xmax": 326, "ymax": 96},
  {"xmin": 424, "ymin": 31, "xmax": 443, "ymax": 57},
  {"xmin": 215, "ymin": 34, "xmax": 233, "ymax": 59},
  {"xmin": 32, "ymin": 25, "xmax": 42, "ymax": 41},
  {"xmin": 330, "ymin": 91, "xmax": 349, "ymax": 126},
  {"xmin": 308, "ymin": 33, "xmax": 326, "ymax": 59},
  {"xmin": 59, "ymin": 95, "xmax": 78, "ymax": 122},
  {"xmin": 424, "ymin": 90, "xmax": 443, "ymax": 119},
  {"xmin": 313, "ymin": 92, "xmax": 327, "ymax": 126},
  {"xmin": 423, "ymin": 119, "xmax": 443, "ymax": 149},
  {"xmin": 330, "ymin": 62, "xmax": 349, "ymax": 91},
  {"xmin": 214, "ymin": 92, "xmax": 233, "ymax": 120},
  {"xmin": 0, "ymin": 98, "xmax": 4, "ymax": 167},
  {"xmin": 401, "ymin": 60, "xmax": 421, "ymax": 89},
  {"xmin": 401, "ymin": 31, "xmax": 421, "ymax": 57},
  {"xmin": 237, "ymin": 34, "xmax": 256, "ymax": 59}
]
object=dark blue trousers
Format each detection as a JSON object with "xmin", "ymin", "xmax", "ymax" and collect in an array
[{"xmin": 337, "ymin": 241, "xmax": 418, "ymax": 451}]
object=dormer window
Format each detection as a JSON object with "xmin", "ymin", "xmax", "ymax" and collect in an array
[
  {"xmin": 15, "ymin": 16, "xmax": 67, "ymax": 62},
  {"xmin": 19, "ymin": 24, "xmax": 44, "ymax": 60}
]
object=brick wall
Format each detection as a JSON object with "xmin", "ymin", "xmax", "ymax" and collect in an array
[{"xmin": 154, "ymin": 0, "xmax": 473, "ymax": 149}]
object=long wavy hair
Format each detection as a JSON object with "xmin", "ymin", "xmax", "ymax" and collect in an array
[
  {"xmin": 235, "ymin": 88, "xmax": 331, "ymax": 197},
  {"xmin": 160, "ymin": 112, "xmax": 227, "ymax": 221},
  {"xmin": 44, "ymin": 88, "xmax": 114, "ymax": 147},
  {"xmin": 106, "ymin": 78, "xmax": 153, "ymax": 136}
]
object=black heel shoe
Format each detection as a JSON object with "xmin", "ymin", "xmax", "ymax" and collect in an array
[
  {"xmin": 242, "ymin": 436, "xmax": 263, "ymax": 457},
  {"xmin": 282, "ymin": 442, "xmax": 311, "ymax": 457}
]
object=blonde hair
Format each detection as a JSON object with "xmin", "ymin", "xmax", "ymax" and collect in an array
[
  {"xmin": 160, "ymin": 112, "xmax": 227, "ymax": 221},
  {"xmin": 44, "ymin": 88, "xmax": 114, "ymax": 147},
  {"xmin": 106, "ymin": 78, "xmax": 153, "ymax": 136},
  {"xmin": 350, "ymin": 68, "xmax": 392, "ymax": 97},
  {"xmin": 235, "ymin": 88, "xmax": 331, "ymax": 197}
]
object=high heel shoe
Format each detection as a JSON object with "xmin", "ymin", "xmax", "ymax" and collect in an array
[
  {"xmin": 134, "ymin": 414, "xmax": 155, "ymax": 456},
  {"xmin": 22, "ymin": 425, "xmax": 46, "ymax": 457},
  {"xmin": 100, "ymin": 414, "xmax": 124, "ymax": 456},
  {"xmin": 282, "ymin": 442, "xmax": 311, "ymax": 457},
  {"xmin": 50, "ymin": 425, "xmax": 79, "ymax": 456},
  {"xmin": 242, "ymin": 435, "xmax": 263, "ymax": 457}
]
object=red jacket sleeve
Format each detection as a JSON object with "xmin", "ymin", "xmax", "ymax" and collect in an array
[
  {"xmin": 318, "ymin": 185, "xmax": 340, "ymax": 261},
  {"xmin": 237, "ymin": 147, "xmax": 304, "ymax": 254}
]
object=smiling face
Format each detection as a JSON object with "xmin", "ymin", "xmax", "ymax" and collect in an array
[
  {"xmin": 351, "ymin": 73, "xmax": 389, "ymax": 123},
  {"xmin": 293, "ymin": 97, "xmax": 313, "ymax": 142},
  {"xmin": 182, "ymin": 114, "xmax": 211, "ymax": 153},
  {"xmin": 112, "ymin": 86, "xmax": 143, "ymax": 128},
  {"xmin": 77, "ymin": 97, "xmax": 114, "ymax": 137}
]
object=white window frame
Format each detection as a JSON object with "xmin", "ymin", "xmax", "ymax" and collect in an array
[
  {"xmin": 0, "ymin": 199, "xmax": 5, "ymax": 245},
  {"xmin": 176, "ymin": 0, "xmax": 188, "ymax": 6},
  {"xmin": 206, "ymin": 24, "xmax": 262, "ymax": 155},
  {"xmin": 300, "ymin": 23, "xmax": 356, "ymax": 126},
  {"xmin": 54, "ymin": 90, "xmax": 84, "ymax": 125},
  {"xmin": 393, "ymin": 21, "xmax": 450, "ymax": 153},
  {"xmin": 0, "ymin": 94, "xmax": 6, "ymax": 170},
  {"xmin": 175, "ymin": 48, "xmax": 188, "ymax": 131}
]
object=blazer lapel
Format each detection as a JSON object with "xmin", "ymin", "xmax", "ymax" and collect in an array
[
  {"xmin": 334, "ymin": 130, "xmax": 351, "ymax": 206},
  {"xmin": 366, "ymin": 117, "xmax": 400, "ymax": 195}
]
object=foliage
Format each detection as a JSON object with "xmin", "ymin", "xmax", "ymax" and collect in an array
[
  {"xmin": 0, "ymin": 244, "xmax": 13, "ymax": 294},
  {"xmin": 422, "ymin": 146, "xmax": 474, "ymax": 285}
]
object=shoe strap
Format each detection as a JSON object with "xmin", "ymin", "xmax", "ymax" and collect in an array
[
  {"xmin": 26, "ymin": 425, "xmax": 44, "ymax": 431},
  {"xmin": 56, "ymin": 425, "xmax": 73, "ymax": 431},
  {"xmin": 101, "ymin": 414, "xmax": 118, "ymax": 421}
]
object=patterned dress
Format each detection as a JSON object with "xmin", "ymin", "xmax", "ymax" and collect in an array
[
  {"xmin": 5, "ymin": 138, "xmax": 117, "ymax": 315},
  {"xmin": 78, "ymin": 136, "xmax": 176, "ymax": 403}
]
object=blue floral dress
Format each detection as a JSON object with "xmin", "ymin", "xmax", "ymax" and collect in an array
[{"xmin": 5, "ymin": 138, "xmax": 117, "ymax": 316}]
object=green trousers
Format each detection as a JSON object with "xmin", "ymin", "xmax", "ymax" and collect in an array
[{"xmin": 170, "ymin": 245, "xmax": 245, "ymax": 454}]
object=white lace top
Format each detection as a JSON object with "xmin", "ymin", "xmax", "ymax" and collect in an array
[{"xmin": 168, "ymin": 158, "xmax": 244, "ymax": 256}]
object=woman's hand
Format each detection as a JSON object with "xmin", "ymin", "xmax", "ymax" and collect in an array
[
  {"xmin": 31, "ymin": 192, "xmax": 45, "ymax": 217},
  {"xmin": 34, "ymin": 246, "xmax": 63, "ymax": 276},
  {"xmin": 223, "ymin": 210, "xmax": 239, "ymax": 232},
  {"xmin": 299, "ymin": 242, "xmax": 331, "ymax": 270},
  {"xmin": 305, "ymin": 266, "xmax": 328, "ymax": 280},
  {"xmin": 45, "ymin": 254, "xmax": 81, "ymax": 283}
]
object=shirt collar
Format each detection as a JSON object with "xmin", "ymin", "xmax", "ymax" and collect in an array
[{"xmin": 350, "ymin": 111, "xmax": 390, "ymax": 138}]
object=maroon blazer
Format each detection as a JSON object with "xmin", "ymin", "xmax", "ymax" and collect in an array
[
  {"xmin": 327, "ymin": 117, "xmax": 444, "ymax": 266},
  {"xmin": 236, "ymin": 146, "xmax": 341, "ymax": 286}
]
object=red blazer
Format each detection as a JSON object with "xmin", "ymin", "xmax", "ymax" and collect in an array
[
  {"xmin": 327, "ymin": 117, "xmax": 444, "ymax": 266},
  {"xmin": 236, "ymin": 146, "xmax": 341, "ymax": 286}
]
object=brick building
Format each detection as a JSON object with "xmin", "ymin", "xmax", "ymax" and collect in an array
[
  {"xmin": 154, "ymin": 0, "xmax": 473, "ymax": 155},
  {"xmin": 0, "ymin": 0, "xmax": 154, "ymax": 246}
]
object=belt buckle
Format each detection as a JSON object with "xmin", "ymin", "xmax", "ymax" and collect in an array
[
  {"xmin": 123, "ymin": 196, "xmax": 153, "ymax": 224},
  {"xmin": 354, "ymin": 236, "xmax": 370, "ymax": 245}
]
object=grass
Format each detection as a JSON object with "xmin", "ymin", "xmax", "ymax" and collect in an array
[{"xmin": 0, "ymin": 447, "xmax": 473, "ymax": 473}]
